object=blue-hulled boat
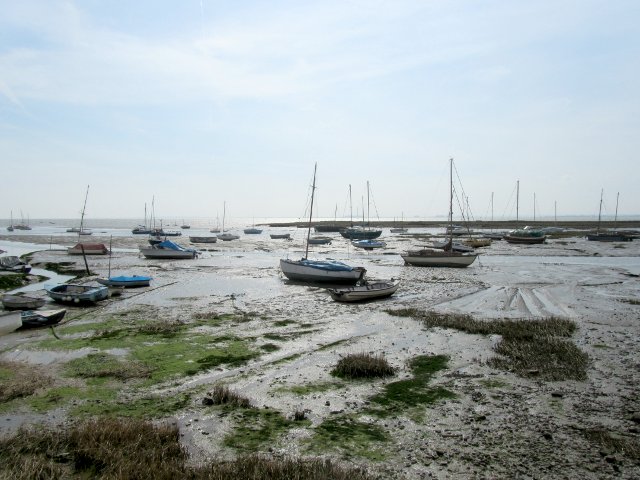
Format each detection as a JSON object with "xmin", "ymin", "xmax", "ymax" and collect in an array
[
  {"xmin": 97, "ymin": 275, "xmax": 152, "ymax": 287},
  {"xmin": 46, "ymin": 284, "xmax": 109, "ymax": 304}
]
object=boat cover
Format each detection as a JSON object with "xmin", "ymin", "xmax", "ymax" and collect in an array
[
  {"xmin": 299, "ymin": 259, "xmax": 355, "ymax": 271},
  {"xmin": 107, "ymin": 275, "xmax": 152, "ymax": 282},
  {"xmin": 0, "ymin": 256, "xmax": 23, "ymax": 268},
  {"xmin": 157, "ymin": 240, "xmax": 196, "ymax": 252},
  {"xmin": 71, "ymin": 243, "xmax": 108, "ymax": 251}
]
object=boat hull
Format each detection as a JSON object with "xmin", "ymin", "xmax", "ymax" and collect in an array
[
  {"xmin": 189, "ymin": 236, "xmax": 218, "ymax": 243},
  {"xmin": 586, "ymin": 234, "xmax": 633, "ymax": 242},
  {"xmin": 401, "ymin": 250, "xmax": 477, "ymax": 268},
  {"xmin": 504, "ymin": 235, "xmax": 546, "ymax": 244},
  {"xmin": 1, "ymin": 294, "xmax": 46, "ymax": 311},
  {"xmin": 328, "ymin": 281, "xmax": 399, "ymax": 302},
  {"xmin": 140, "ymin": 249, "xmax": 196, "ymax": 259},
  {"xmin": 217, "ymin": 234, "xmax": 240, "ymax": 241},
  {"xmin": 97, "ymin": 276, "xmax": 152, "ymax": 287},
  {"xmin": 270, "ymin": 234, "xmax": 291, "ymax": 239},
  {"xmin": 340, "ymin": 228, "xmax": 383, "ymax": 240},
  {"xmin": 280, "ymin": 259, "xmax": 366, "ymax": 284},
  {"xmin": 21, "ymin": 309, "xmax": 66, "ymax": 328}
]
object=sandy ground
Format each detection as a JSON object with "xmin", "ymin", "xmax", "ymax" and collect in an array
[{"xmin": 1, "ymin": 230, "xmax": 639, "ymax": 479}]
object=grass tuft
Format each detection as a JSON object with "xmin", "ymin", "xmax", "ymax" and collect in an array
[
  {"xmin": 204, "ymin": 385, "xmax": 252, "ymax": 408},
  {"xmin": 0, "ymin": 362, "xmax": 53, "ymax": 403},
  {"xmin": 331, "ymin": 353, "xmax": 395, "ymax": 379}
]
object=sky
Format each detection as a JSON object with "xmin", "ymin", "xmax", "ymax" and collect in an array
[{"xmin": 1, "ymin": 0, "xmax": 639, "ymax": 222}]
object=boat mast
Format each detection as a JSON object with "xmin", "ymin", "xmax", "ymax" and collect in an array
[
  {"xmin": 349, "ymin": 184, "xmax": 353, "ymax": 227},
  {"xmin": 222, "ymin": 201, "xmax": 226, "ymax": 233},
  {"xmin": 597, "ymin": 189, "xmax": 603, "ymax": 234},
  {"xmin": 304, "ymin": 163, "xmax": 317, "ymax": 260},
  {"xmin": 516, "ymin": 180, "xmax": 519, "ymax": 224},
  {"xmin": 614, "ymin": 192, "xmax": 619, "ymax": 230},
  {"xmin": 78, "ymin": 185, "xmax": 89, "ymax": 241},
  {"xmin": 449, "ymin": 158, "xmax": 453, "ymax": 244},
  {"xmin": 554, "ymin": 200, "xmax": 557, "ymax": 225},
  {"xmin": 367, "ymin": 181, "xmax": 370, "ymax": 228},
  {"xmin": 533, "ymin": 192, "xmax": 536, "ymax": 222}
]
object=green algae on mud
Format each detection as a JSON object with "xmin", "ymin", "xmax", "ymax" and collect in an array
[
  {"xmin": 306, "ymin": 415, "xmax": 390, "ymax": 460},
  {"xmin": 222, "ymin": 406, "xmax": 309, "ymax": 452},
  {"xmin": 274, "ymin": 380, "xmax": 344, "ymax": 396},
  {"xmin": 365, "ymin": 355, "xmax": 455, "ymax": 419},
  {"xmin": 31, "ymin": 313, "xmax": 262, "ymax": 386}
]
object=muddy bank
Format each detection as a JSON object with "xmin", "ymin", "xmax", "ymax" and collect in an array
[{"xmin": 0, "ymin": 234, "xmax": 639, "ymax": 479}]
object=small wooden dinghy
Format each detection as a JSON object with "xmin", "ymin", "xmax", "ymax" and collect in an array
[
  {"xmin": 21, "ymin": 309, "xmax": 66, "ymax": 328},
  {"xmin": 2, "ymin": 294, "xmax": 46, "ymax": 311},
  {"xmin": 328, "ymin": 280, "xmax": 399, "ymax": 303}
]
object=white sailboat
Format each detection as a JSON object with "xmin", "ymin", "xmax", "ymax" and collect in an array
[
  {"xmin": 66, "ymin": 185, "xmax": 93, "ymax": 236},
  {"xmin": 280, "ymin": 164, "xmax": 366, "ymax": 284},
  {"xmin": 217, "ymin": 202, "xmax": 240, "ymax": 241},
  {"xmin": 401, "ymin": 159, "xmax": 478, "ymax": 268}
]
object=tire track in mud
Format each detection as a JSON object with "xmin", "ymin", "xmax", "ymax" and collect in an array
[{"xmin": 433, "ymin": 284, "xmax": 576, "ymax": 318}]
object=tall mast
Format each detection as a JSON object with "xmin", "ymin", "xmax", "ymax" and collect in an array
[
  {"xmin": 222, "ymin": 201, "xmax": 226, "ymax": 233},
  {"xmin": 597, "ymin": 189, "xmax": 603, "ymax": 234},
  {"xmin": 366, "ymin": 181, "xmax": 370, "ymax": 227},
  {"xmin": 349, "ymin": 184, "xmax": 353, "ymax": 227},
  {"xmin": 516, "ymin": 180, "xmax": 520, "ymax": 224},
  {"xmin": 78, "ymin": 185, "xmax": 89, "ymax": 241},
  {"xmin": 305, "ymin": 163, "xmax": 317, "ymax": 260},
  {"xmin": 449, "ymin": 158, "xmax": 453, "ymax": 243},
  {"xmin": 533, "ymin": 192, "xmax": 536, "ymax": 222},
  {"xmin": 554, "ymin": 200, "xmax": 557, "ymax": 225},
  {"xmin": 614, "ymin": 192, "xmax": 619, "ymax": 229}
]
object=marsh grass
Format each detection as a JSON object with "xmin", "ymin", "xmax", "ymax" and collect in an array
[
  {"xmin": 64, "ymin": 353, "xmax": 151, "ymax": 380},
  {"xmin": 620, "ymin": 298, "xmax": 640, "ymax": 305},
  {"xmin": 0, "ymin": 416, "xmax": 372, "ymax": 479},
  {"xmin": 260, "ymin": 343, "xmax": 280, "ymax": 352},
  {"xmin": 204, "ymin": 385, "xmax": 252, "ymax": 408},
  {"xmin": 0, "ymin": 361, "xmax": 52, "ymax": 403},
  {"xmin": 387, "ymin": 309, "xmax": 587, "ymax": 381},
  {"xmin": 275, "ymin": 381, "xmax": 343, "ymax": 396},
  {"xmin": 584, "ymin": 428, "xmax": 640, "ymax": 460},
  {"xmin": 331, "ymin": 353, "xmax": 396, "ymax": 379},
  {"xmin": 137, "ymin": 319, "xmax": 186, "ymax": 336},
  {"xmin": 0, "ymin": 273, "xmax": 29, "ymax": 290}
]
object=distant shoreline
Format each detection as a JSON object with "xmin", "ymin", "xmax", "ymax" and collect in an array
[{"xmin": 265, "ymin": 219, "xmax": 640, "ymax": 229}]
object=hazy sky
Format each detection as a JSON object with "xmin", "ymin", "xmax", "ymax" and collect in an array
[{"xmin": 1, "ymin": 1, "xmax": 638, "ymax": 221}]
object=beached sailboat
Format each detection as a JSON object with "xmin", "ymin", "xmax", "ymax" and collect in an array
[
  {"xmin": 401, "ymin": 159, "xmax": 478, "ymax": 268},
  {"xmin": 0, "ymin": 256, "xmax": 32, "ymax": 273},
  {"xmin": 217, "ymin": 202, "xmax": 240, "ymax": 241},
  {"xmin": 280, "ymin": 164, "xmax": 366, "ymax": 284},
  {"xmin": 6, "ymin": 211, "xmax": 14, "ymax": 232},
  {"xmin": 140, "ymin": 240, "xmax": 198, "ymax": 259},
  {"xmin": 66, "ymin": 185, "xmax": 93, "ymax": 236},
  {"xmin": 352, "ymin": 239, "xmax": 386, "ymax": 250},
  {"xmin": 339, "ymin": 183, "xmax": 383, "ymax": 240},
  {"xmin": 390, "ymin": 213, "xmax": 408, "ymax": 233},
  {"xmin": 587, "ymin": 190, "xmax": 633, "ymax": 242},
  {"xmin": 132, "ymin": 203, "xmax": 153, "ymax": 234},
  {"xmin": 97, "ymin": 237, "xmax": 153, "ymax": 287},
  {"xmin": 13, "ymin": 211, "xmax": 32, "ymax": 230},
  {"xmin": 244, "ymin": 218, "xmax": 263, "ymax": 234},
  {"xmin": 504, "ymin": 180, "xmax": 546, "ymax": 244}
]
